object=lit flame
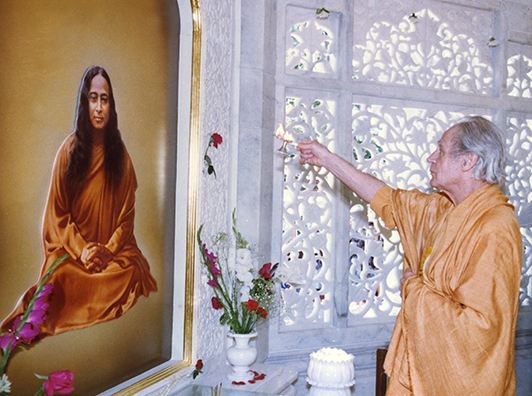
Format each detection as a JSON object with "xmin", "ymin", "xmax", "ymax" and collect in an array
[{"xmin": 275, "ymin": 123, "xmax": 293, "ymax": 143}]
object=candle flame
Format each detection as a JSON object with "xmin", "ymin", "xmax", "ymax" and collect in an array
[{"xmin": 275, "ymin": 123, "xmax": 293, "ymax": 143}]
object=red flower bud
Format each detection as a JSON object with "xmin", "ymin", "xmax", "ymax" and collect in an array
[
  {"xmin": 196, "ymin": 359, "xmax": 203, "ymax": 370},
  {"xmin": 259, "ymin": 263, "xmax": 273, "ymax": 280}
]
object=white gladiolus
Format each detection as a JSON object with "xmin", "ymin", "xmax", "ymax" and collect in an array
[
  {"xmin": 236, "ymin": 248, "xmax": 252, "ymax": 266},
  {"xmin": 240, "ymin": 286, "xmax": 250, "ymax": 301}
]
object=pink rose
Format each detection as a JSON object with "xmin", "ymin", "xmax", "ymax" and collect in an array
[{"xmin": 44, "ymin": 370, "xmax": 74, "ymax": 396}]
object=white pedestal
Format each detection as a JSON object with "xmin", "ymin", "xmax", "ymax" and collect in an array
[{"xmin": 194, "ymin": 363, "xmax": 298, "ymax": 396}]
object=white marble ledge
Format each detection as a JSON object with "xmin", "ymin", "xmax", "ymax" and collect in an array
[{"xmin": 193, "ymin": 363, "xmax": 298, "ymax": 396}]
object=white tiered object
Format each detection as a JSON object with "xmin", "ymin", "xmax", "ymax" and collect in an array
[{"xmin": 306, "ymin": 347, "xmax": 355, "ymax": 396}]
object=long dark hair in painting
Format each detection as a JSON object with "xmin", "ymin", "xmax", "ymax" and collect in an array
[{"xmin": 66, "ymin": 66, "xmax": 125, "ymax": 192}]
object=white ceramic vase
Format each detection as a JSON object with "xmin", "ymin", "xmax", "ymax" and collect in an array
[{"xmin": 226, "ymin": 331, "xmax": 258, "ymax": 382}]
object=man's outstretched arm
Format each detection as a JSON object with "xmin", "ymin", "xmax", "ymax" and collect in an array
[{"xmin": 297, "ymin": 139, "xmax": 386, "ymax": 203}]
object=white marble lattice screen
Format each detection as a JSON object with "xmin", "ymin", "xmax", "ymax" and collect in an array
[{"xmin": 277, "ymin": 0, "xmax": 532, "ymax": 332}]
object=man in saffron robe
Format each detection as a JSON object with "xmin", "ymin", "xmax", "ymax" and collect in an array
[
  {"xmin": 1, "ymin": 66, "xmax": 157, "ymax": 338},
  {"xmin": 297, "ymin": 116, "xmax": 522, "ymax": 395}
]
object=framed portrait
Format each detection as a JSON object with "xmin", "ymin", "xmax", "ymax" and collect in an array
[{"xmin": 0, "ymin": 0, "xmax": 199, "ymax": 394}]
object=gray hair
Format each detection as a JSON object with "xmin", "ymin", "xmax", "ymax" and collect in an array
[{"xmin": 451, "ymin": 116, "xmax": 507, "ymax": 184}]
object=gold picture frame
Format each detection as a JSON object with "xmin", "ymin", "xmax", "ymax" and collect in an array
[
  {"xmin": 109, "ymin": 0, "xmax": 202, "ymax": 393},
  {"xmin": 0, "ymin": 0, "xmax": 201, "ymax": 394}
]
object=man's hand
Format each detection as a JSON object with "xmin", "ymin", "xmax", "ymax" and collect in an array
[
  {"xmin": 297, "ymin": 140, "xmax": 331, "ymax": 167},
  {"xmin": 297, "ymin": 139, "xmax": 386, "ymax": 204},
  {"xmin": 81, "ymin": 243, "xmax": 113, "ymax": 273},
  {"xmin": 399, "ymin": 268, "xmax": 416, "ymax": 297}
]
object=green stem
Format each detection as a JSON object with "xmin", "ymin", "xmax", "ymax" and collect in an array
[
  {"xmin": 204, "ymin": 139, "xmax": 213, "ymax": 163},
  {"xmin": 242, "ymin": 309, "xmax": 254, "ymax": 334},
  {"xmin": 0, "ymin": 339, "xmax": 12, "ymax": 377},
  {"xmin": 33, "ymin": 385, "xmax": 44, "ymax": 396},
  {"xmin": 0, "ymin": 254, "xmax": 69, "ymax": 376}
]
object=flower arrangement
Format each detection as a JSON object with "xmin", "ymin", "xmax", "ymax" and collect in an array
[
  {"xmin": 197, "ymin": 211, "xmax": 280, "ymax": 334},
  {"xmin": 204, "ymin": 133, "xmax": 223, "ymax": 177},
  {"xmin": 0, "ymin": 254, "xmax": 74, "ymax": 396}
]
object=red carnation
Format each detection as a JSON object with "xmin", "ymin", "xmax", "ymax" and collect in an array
[
  {"xmin": 245, "ymin": 299, "xmax": 259, "ymax": 311},
  {"xmin": 257, "ymin": 307, "xmax": 268, "ymax": 319}
]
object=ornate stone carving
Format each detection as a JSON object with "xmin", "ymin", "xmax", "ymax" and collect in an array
[
  {"xmin": 352, "ymin": 0, "xmax": 495, "ymax": 94},
  {"xmin": 507, "ymin": 43, "xmax": 532, "ymax": 99},
  {"xmin": 197, "ymin": 0, "xmax": 234, "ymax": 360}
]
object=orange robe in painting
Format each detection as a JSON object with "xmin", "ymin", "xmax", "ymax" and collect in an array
[
  {"xmin": 370, "ymin": 184, "xmax": 522, "ymax": 396},
  {"xmin": 1, "ymin": 133, "xmax": 157, "ymax": 337}
]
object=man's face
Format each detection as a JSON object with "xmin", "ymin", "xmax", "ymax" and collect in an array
[
  {"xmin": 88, "ymin": 74, "xmax": 110, "ymax": 132},
  {"xmin": 427, "ymin": 126, "xmax": 464, "ymax": 195}
]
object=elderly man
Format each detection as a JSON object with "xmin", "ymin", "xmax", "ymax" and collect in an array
[{"xmin": 297, "ymin": 116, "xmax": 522, "ymax": 395}]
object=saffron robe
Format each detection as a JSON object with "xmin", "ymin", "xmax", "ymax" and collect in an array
[
  {"xmin": 1, "ymin": 133, "xmax": 158, "ymax": 337},
  {"xmin": 370, "ymin": 184, "xmax": 522, "ymax": 396}
]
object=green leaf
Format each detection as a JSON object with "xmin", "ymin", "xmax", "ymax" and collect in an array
[
  {"xmin": 220, "ymin": 312, "xmax": 230, "ymax": 325},
  {"xmin": 192, "ymin": 369, "xmax": 202, "ymax": 379}
]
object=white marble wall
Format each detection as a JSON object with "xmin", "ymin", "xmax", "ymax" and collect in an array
[{"xmin": 143, "ymin": 0, "xmax": 532, "ymax": 395}]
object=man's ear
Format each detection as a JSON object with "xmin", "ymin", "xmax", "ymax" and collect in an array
[{"xmin": 461, "ymin": 153, "xmax": 478, "ymax": 172}]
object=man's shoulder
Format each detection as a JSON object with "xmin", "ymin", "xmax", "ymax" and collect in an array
[
  {"xmin": 52, "ymin": 133, "xmax": 75, "ymax": 165},
  {"xmin": 477, "ymin": 202, "xmax": 520, "ymax": 229},
  {"xmin": 57, "ymin": 132, "xmax": 76, "ymax": 151}
]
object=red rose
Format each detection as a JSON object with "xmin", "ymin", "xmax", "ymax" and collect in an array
[
  {"xmin": 192, "ymin": 359, "xmax": 204, "ymax": 379},
  {"xmin": 211, "ymin": 133, "xmax": 223, "ymax": 148},
  {"xmin": 211, "ymin": 297, "xmax": 224, "ymax": 310},
  {"xmin": 44, "ymin": 370, "xmax": 74, "ymax": 396},
  {"xmin": 196, "ymin": 359, "xmax": 203, "ymax": 370},
  {"xmin": 245, "ymin": 299, "xmax": 259, "ymax": 311}
]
